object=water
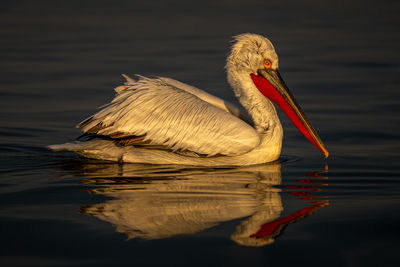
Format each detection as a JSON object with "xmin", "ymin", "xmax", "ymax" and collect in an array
[{"xmin": 1, "ymin": 1, "xmax": 399, "ymax": 266}]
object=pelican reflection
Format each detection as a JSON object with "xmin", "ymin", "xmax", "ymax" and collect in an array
[{"xmin": 72, "ymin": 161, "xmax": 328, "ymax": 246}]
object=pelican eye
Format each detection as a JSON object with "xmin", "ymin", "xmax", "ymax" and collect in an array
[{"xmin": 264, "ymin": 59, "xmax": 272, "ymax": 69}]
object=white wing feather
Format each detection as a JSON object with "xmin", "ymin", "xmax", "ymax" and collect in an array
[
  {"xmin": 158, "ymin": 77, "xmax": 253, "ymax": 123},
  {"xmin": 79, "ymin": 76, "xmax": 260, "ymax": 156}
]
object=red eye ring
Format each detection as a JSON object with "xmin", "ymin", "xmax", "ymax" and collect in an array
[{"xmin": 264, "ymin": 59, "xmax": 272, "ymax": 69}]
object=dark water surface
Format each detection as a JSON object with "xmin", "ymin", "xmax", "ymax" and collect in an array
[{"xmin": 1, "ymin": 1, "xmax": 400, "ymax": 266}]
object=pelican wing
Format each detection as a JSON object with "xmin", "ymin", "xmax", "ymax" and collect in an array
[
  {"xmin": 78, "ymin": 76, "xmax": 260, "ymax": 156},
  {"xmin": 158, "ymin": 77, "xmax": 253, "ymax": 125}
]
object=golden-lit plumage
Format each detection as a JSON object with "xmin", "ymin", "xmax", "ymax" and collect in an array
[{"xmin": 49, "ymin": 33, "xmax": 327, "ymax": 165}]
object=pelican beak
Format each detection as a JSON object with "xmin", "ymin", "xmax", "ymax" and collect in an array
[{"xmin": 250, "ymin": 69, "xmax": 329, "ymax": 158}]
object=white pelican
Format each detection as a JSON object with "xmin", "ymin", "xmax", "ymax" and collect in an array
[{"xmin": 49, "ymin": 33, "xmax": 329, "ymax": 166}]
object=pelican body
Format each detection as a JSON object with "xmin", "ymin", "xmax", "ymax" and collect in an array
[{"xmin": 49, "ymin": 34, "xmax": 328, "ymax": 166}]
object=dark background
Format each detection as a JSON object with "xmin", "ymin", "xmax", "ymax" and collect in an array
[{"xmin": 0, "ymin": 1, "xmax": 399, "ymax": 266}]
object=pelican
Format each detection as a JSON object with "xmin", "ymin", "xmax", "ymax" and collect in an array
[{"xmin": 49, "ymin": 33, "xmax": 329, "ymax": 166}]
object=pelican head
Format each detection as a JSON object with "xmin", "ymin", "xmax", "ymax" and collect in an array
[{"xmin": 226, "ymin": 33, "xmax": 329, "ymax": 158}]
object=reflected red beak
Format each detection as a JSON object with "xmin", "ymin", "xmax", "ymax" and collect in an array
[{"xmin": 251, "ymin": 69, "xmax": 329, "ymax": 158}]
